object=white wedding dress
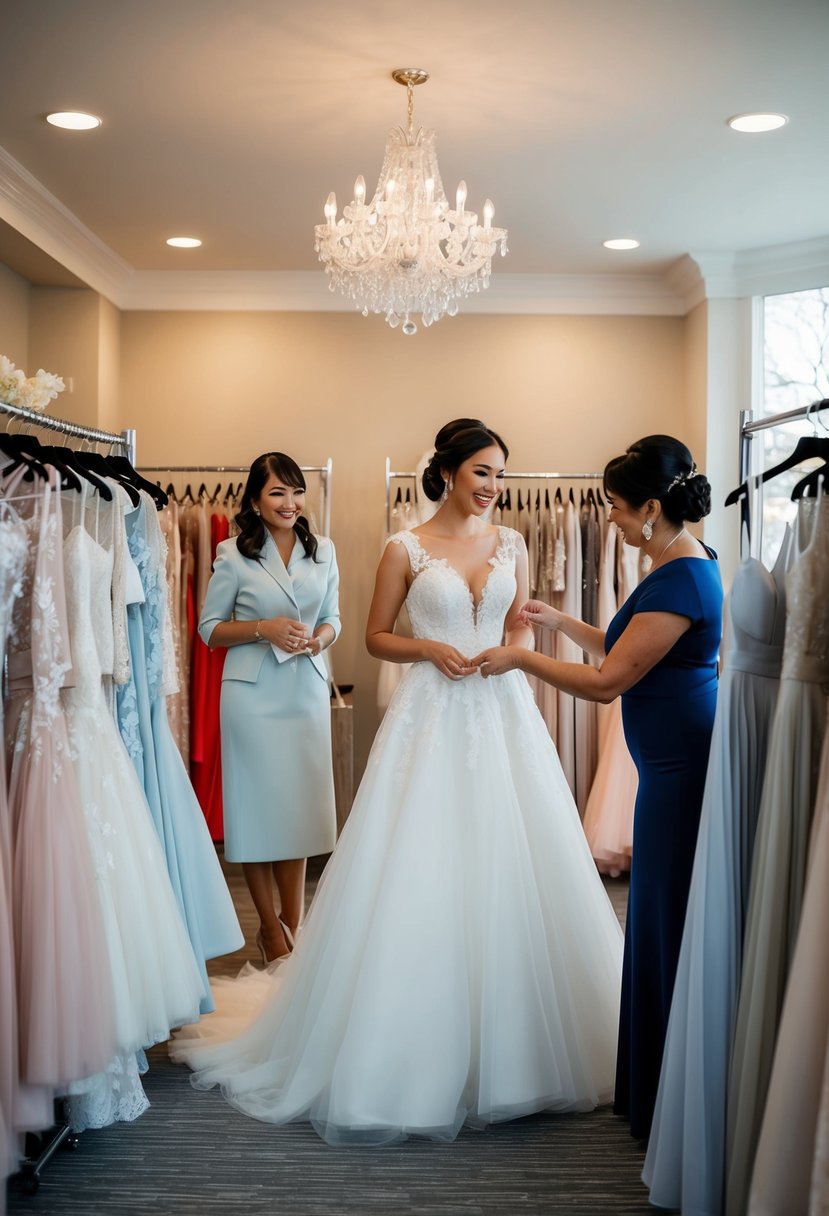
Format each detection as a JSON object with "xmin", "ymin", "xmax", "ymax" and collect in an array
[{"xmin": 172, "ymin": 527, "xmax": 623, "ymax": 1145}]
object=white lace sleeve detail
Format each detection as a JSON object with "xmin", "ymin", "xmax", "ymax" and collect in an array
[
  {"xmin": 110, "ymin": 485, "xmax": 131, "ymax": 685},
  {"xmin": 497, "ymin": 526, "xmax": 521, "ymax": 567},
  {"xmin": 388, "ymin": 530, "xmax": 430, "ymax": 574},
  {"xmin": 143, "ymin": 493, "xmax": 180, "ymax": 698}
]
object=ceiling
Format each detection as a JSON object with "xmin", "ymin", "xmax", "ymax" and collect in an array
[{"xmin": 0, "ymin": 0, "xmax": 827, "ymax": 296}]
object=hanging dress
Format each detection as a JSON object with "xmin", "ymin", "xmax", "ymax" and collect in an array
[
  {"xmin": 643, "ymin": 532, "xmax": 790, "ymax": 1215},
  {"xmin": 0, "ymin": 485, "xmax": 29, "ymax": 1178},
  {"xmin": 3, "ymin": 471, "xmax": 116, "ymax": 1132},
  {"xmin": 116, "ymin": 493, "xmax": 243, "ymax": 1010},
  {"xmin": 59, "ymin": 485, "xmax": 206, "ymax": 1054},
  {"xmin": 725, "ymin": 495, "xmax": 829, "ymax": 1215}
]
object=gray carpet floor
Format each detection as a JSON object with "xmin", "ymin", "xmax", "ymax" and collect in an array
[{"xmin": 8, "ymin": 863, "xmax": 652, "ymax": 1216}]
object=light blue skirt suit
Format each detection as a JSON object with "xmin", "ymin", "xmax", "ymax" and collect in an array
[{"xmin": 198, "ymin": 531, "xmax": 341, "ymax": 862}]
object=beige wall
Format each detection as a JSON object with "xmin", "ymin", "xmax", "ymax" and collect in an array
[
  {"xmin": 119, "ymin": 309, "xmax": 690, "ymax": 770},
  {"xmin": 0, "ymin": 262, "xmax": 30, "ymax": 367},
  {"xmin": 28, "ymin": 287, "xmax": 103, "ymax": 427}
]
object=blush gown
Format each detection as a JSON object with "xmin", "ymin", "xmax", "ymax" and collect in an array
[
  {"xmin": 172, "ymin": 526, "xmax": 624, "ymax": 1146},
  {"xmin": 607, "ymin": 548, "xmax": 723, "ymax": 1142}
]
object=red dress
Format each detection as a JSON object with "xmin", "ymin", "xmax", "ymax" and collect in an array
[{"xmin": 190, "ymin": 509, "xmax": 228, "ymax": 840}]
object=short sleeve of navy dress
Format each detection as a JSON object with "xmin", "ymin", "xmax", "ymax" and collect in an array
[{"xmin": 606, "ymin": 548, "xmax": 724, "ymax": 1140}]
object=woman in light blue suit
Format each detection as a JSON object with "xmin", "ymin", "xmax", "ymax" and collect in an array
[{"xmin": 199, "ymin": 452, "xmax": 340, "ymax": 963}]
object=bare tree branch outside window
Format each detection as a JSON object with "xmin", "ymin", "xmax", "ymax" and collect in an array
[{"xmin": 760, "ymin": 287, "xmax": 829, "ymax": 565}]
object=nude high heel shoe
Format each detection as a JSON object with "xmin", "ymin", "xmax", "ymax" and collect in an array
[{"xmin": 278, "ymin": 917, "xmax": 296, "ymax": 952}]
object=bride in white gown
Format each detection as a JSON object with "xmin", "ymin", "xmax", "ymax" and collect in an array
[{"xmin": 171, "ymin": 419, "xmax": 623, "ymax": 1146}]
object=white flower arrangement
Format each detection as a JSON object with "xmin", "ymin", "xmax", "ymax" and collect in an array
[{"xmin": 0, "ymin": 355, "xmax": 65, "ymax": 414}]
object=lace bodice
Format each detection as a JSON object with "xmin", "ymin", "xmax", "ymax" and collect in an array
[
  {"xmin": 63, "ymin": 526, "xmax": 115, "ymax": 705},
  {"xmin": 782, "ymin": 495, "xmax": 829, "ymax": 689},
  {"xmin": 389, "ymin": 527, "xmax": 520, "ymax": 653},
  {"xmin": 0, "ymin": 514, "xmax": 27, "ymax": 656}
]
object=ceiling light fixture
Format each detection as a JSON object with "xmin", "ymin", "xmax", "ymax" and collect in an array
[
  {"xmin": 166, "ymin": 237, "xmax": 202, "ymax": 248},
  {"xmin": 314, "ymin": 69, "xmax": 508, "ymax": 335},
  {"xmin": 603, "ymin": 238, "xmax": 640, "ymax": 251},
  {"xmin": 46, "ymin": 111, "xmax": 102, "ymax": 130},
  {"xmin": 727, "ymin": 112, "xmax": 788, "ymax": 133}
]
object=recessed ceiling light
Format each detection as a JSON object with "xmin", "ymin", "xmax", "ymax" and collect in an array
[
  {"xmin": 166, "ymin": 237, "xmax": 202, "ymax": 248},
  {"xmin": 46, "ymin": 111, "xmax": 102, "ymax": 130},
  {"xmin": 603, "ymin": 238, "xmax": 640, "ymax": 251},
  {"xmin": 727, "ymin": 112, "xmax": 788, "ymax": 133}
]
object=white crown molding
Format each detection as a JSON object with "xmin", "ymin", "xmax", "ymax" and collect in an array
[
  {"xmin": 120, "ymin": 269, "xmax": 687, "ymax": 315},
  {"xmin": 0, "ymin": 144, "xmax": 131, "ymax": 302},
  {"xmin": 2, "ymin": 141, "xmax": 828, "ymax": 315}
]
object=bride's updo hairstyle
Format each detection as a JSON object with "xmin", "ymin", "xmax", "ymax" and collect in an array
[
  {"xmin": 603, "ymin": 434, "xmax": 711, "ymax": 526},
  {"xmin": 421, "ymin": 418, "xmax": 509, "ymax": 502},
  {"xmin": 235, "ymin": 452, "xmax": 319, "ymax": 562}
]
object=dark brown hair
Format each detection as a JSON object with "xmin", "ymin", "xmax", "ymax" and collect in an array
[
  {"xmin": 421, "ymin": 418, "xmax": 509, "ymax": 502},
  {"xmin": 603, "ymin": 434, "xmax": 711, "ymax": 525},
  {"xmin": 235, "ymin": 452, "xmax": 319, "ymax": 562}
]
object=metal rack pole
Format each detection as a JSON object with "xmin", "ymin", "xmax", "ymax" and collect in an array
[{"xmin": 0, "ymin": 399, "xmax": 131, "ymax": 450}]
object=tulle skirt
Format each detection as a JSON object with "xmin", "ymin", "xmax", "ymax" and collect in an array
[
  {"xmin": 582, "ymin": 700, "xmax": 636, "ymax": 877},
  {"xmin": 172, "ymin": 666, "xmax": 624, "ymax": 1145},
  {"xmin": 5, "ymin": 694, "xmax": 116, "ymax": 1095}
]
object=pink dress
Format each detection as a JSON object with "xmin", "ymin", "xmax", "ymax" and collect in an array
[
  {"xmin": 0, "ymin": 488, "xmax": 28, "ymax": 1183},
  {"xmin": 3, "ymin": 469, "xmax": 116, "ymax": 1132}
]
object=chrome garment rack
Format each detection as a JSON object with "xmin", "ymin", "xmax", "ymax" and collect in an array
[
  {"xmin": 738, "ymin": 399, "xmax": 829, "ymax": 482},
  {"xmin": 0, "ymin": 398, "xmax": 135, "ymax": 461},
  {"xmin": 141, "ymin": 458, "xmax": 334, "ymax": 536},
  {"xmin": 385, "ymin": 457, "xmax": 604, "ymax": 534}
]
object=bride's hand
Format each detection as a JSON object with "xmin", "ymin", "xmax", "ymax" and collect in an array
[
  {"xmin": 473, "ymin": 647, "xmax": 521, "ymax": 678},
  {"xmin": 423, "ymin": 642, "xmax": 477, "ymax": 681},
  {"xmin": 517, "ymin": 600, "xmax": 562, "ymax": 631}
]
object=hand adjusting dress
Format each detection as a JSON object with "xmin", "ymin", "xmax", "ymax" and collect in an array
[{"xmin": 172, "ymin": 526, "xmax": 623, "ymax": 1146}]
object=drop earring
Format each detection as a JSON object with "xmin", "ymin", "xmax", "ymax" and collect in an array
[{"xmin": 642, "ymin": 518, "xmax": 654, "ymax": 541}]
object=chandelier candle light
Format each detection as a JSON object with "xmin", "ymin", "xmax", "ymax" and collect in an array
[{"xmin": 314, "ymin": 69, "xmax": 508, "ymax": 335}]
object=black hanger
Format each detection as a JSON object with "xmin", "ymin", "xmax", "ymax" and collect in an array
[
  {"xmin": 33, "ymin": 445, "xmax": 84, "ymax": 493},
  {"xmin": 165, "ymin": 482, "xmax": 176, "ymax": 498},
  {"xmin": 534, "ymin": 490, "xmax": 540, "ymax": 510},
  {"xmin": 394, "ymin": 486, "xmax": 402, "ymax": 506},
  {"xmin": 517, "ymin": 490, "xmax": 524, "ymax": 511},
  {"xmin": 544, "ymin": 488, "xmax": 550, "ymax": 509},
  {"xmin": 0, "ymin": 431, "xmax": 50, "ymax": 481},
  {"xmin": 405, "ymin": 487, "xmax": 411, "ymax": 504},
  {"xmin": 569, "ymin": 487, "xmax": 575, "ymax": 504},
  {"xmin": 505, "ymin": 488, "xmax": 512, "ymax": 510},
  {"xmin": 725, "ymin": 427, "xmax": 829, "ymax": 507},
  {"xmin": 791, "ymin": 464, "xmax": 829, "ymax": 499},
  {"xmin": 555, "ymin": 487, "xmax": 562, "ymax": 504},
  {"xmin": 106, "ymin": 455, "xmax": 168, "ymax": 508},
  {"xmin": 596, "ymin": 486, "xmax": 604, "ymax": 507}
]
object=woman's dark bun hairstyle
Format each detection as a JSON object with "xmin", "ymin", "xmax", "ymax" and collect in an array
[
  {"xmin": 421, "ymin": 418, "xmax": 509, "ymax": 502},
  {"xmin": 236, "ymin": 452, "xmax": 319, "ymax": 562},
  {"xmin": 603, "ymin": 434, "xmax": 711, "ymax": 525}
]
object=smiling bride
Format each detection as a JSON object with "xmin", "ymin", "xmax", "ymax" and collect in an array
[{"xmin": 171, "ymin": 418, "xmax": 623, "ymax": 1147}]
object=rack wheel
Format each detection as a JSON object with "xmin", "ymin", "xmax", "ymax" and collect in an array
[{"xmin": 65, "ymin": 1133, "xmax": 80, "ymax": 1151}]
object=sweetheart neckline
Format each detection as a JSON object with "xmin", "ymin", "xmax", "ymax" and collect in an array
[{"xmin": 403, "ymin": 528, "xmax": 510, "ymax": 618}]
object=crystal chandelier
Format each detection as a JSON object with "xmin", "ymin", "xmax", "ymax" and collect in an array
[{"xmin": 314, "ymin": 69, "xmax": 508, "ymax": 335}]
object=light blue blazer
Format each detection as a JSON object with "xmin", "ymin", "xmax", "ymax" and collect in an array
[{"xmin": 199, "ymin": 532, "xmax": 341, "ymax": 684}]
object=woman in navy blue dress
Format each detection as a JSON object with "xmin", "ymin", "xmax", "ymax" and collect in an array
[{"xmin": 475, "ymin": 435, "xmax": 723, "ymax": 1141}]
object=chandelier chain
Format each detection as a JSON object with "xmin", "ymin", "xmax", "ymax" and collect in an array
[{"xmin": 407, "ymin": 80, "xmax": 414, "ymax": 137}]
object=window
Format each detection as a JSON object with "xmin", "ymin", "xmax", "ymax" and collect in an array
[{"xmin": 758, "ymin": 287, "xmax": 829, "ymax": 564}]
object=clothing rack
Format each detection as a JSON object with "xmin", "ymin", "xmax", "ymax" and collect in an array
[
  {"xmin": 738, "ymin": 399, "xmax": 829, "ymax": 482},
  {"xmin": 385, "ymin": 457, "xmax": 604, "ymax": 534},
  {"xmin": 0, "ymin": 398, "xmax": 135, "ymax": 462},
  {"xmin": 140, "ymin": 459, "xmax": 334, "ymax": 537}
]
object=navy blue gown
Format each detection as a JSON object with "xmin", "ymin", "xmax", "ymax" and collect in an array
[{"xmin": 606, "ymin": 550, "xmax": 723, "ymax": 1140}]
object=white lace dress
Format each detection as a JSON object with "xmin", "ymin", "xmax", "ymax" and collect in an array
[
  {"xmin": 57, "ymin": 492, "xmax": 206, "ymax": 1130},
  {"xmin": 172, "ymin": 526, "xmax": 623, "ymax": 1145}
]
